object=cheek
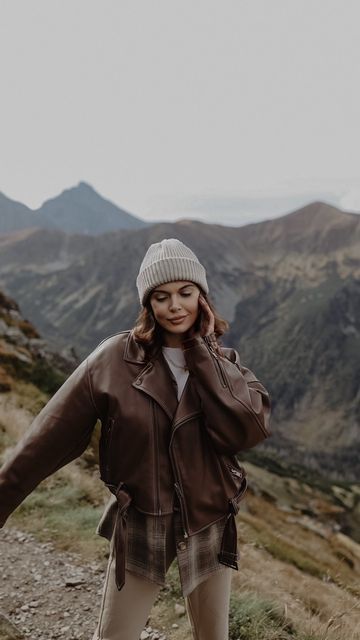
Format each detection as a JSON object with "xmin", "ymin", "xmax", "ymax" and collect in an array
[
  {"xmin": 152, "ymin": 303, "xmax": 166, "ymax": 321},
  {"xmin": 192, "ymin": 297, "xmax": 200, "ymax": 314},
  {"xmin": 189, "ymin": 299, "xmax": 200, "ymax": 316}
]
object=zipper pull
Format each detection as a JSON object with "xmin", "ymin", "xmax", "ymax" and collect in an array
[{"xmin": 203, "ymin": 334, "xmax": 220, "ymax": 358}]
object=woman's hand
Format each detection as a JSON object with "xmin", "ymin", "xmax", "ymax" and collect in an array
[
  {"xmin": 182, "ymin": 294, "xmax": 215, "ymax": 341},
  {"xmin": 198, "ymin": 294, "xmax": 215, "ymax": 336}
]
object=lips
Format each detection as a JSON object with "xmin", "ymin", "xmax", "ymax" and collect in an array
[{"xmin": 168, "ymin": 316, "xmax": 188, "ymax": 323}]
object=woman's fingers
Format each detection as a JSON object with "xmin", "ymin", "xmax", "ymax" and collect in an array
[{"xmin": 198, "ymin": 295, "xmax": 215, "ymax": 335}]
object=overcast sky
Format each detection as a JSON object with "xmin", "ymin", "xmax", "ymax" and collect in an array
[{"xmin": 0, "ymin": 0, "xmax": 359, "ymax": 225}]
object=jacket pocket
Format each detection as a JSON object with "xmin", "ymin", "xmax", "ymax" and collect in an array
[{"xmin": 224, "ymin": 461, "xmax": 248, "ymax": 512}]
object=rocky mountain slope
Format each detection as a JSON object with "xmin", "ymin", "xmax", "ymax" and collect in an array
[
  {"xmin": 0, "ymin": 202, "xmax": 359, "ymax": 480},
  {"xmin": 0, "ymin": 182, "xmax": 148, "ymax": 235},
  {"xmin": 0, "ymin": 289, "xmax": 77, "ymax": 395}
]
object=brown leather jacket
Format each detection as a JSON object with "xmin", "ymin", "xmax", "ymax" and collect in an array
[{"xmin": 0, "ymin": 329, "xmax": 271, "ymax": 589}]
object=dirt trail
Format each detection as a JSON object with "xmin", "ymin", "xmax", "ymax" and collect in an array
[
  {"xmin": 0, "ymin": 527, "xmax": 168, "ymax": 640},
  {"xmin": 0, "ymin": 526, "xmax": 105, "ymax": 639}
]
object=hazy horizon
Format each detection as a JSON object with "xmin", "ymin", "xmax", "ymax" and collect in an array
[{"xmin": 2, "ymin": 179, "xmax": 359, "ymax": 229}]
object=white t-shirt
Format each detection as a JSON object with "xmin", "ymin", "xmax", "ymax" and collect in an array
[{"xmin": 162, "ymin": 346, "xmax": 189, "ymax": 401}]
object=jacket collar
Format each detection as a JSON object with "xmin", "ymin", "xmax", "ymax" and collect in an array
[
  {"xmin": 124, "ymin": 331, "xmax": 201, "ymax": 428},
  {"xmin": 132, "ymin": 351, "xmax": 178, "ymax": 421},
  {"xmin": 124, "ymin": 330, "xmax": 176, "ymax": 420},
  {"xmin": 123, "ymin": 329, "xmax": 149, "ymax": 364},
  {"xmin": 125, "ymin": 330, "xmax": 201, "ymax": 425}
]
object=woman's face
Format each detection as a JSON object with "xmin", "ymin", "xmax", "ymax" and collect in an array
[{"xmin": 149, "ymin": 280, "xmax": 200, "ymax": 346}]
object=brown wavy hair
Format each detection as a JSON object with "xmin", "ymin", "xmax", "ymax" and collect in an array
[{"xmin": 133, "ymin": 287, "xmax": 229, "ymax": 360}]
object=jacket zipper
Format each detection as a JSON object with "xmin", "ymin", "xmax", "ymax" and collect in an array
[
  {"xmin": 168, "ymin": 413, "xmax": 202, "ymax": 538},
  {"xmin": 203, "ymin": 340, "xmax": 227, "ymax": 388},
  {"xmin": 169, "ymin": 426, "xmax": 190, "ymax": 538},
  {"xmin": 174, "ymin": 481, "xmax": 189, "ymax": 538},
  {"xmin": 228, "ymin": 465, "xmax": 243, "ymax": 479},
  {"xmin": 152, "ymin": 401, "xmax": 162, "ymax": 515}
]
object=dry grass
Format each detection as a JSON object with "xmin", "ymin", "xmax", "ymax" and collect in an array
[
  {"xmin": 0, "ymin": 382, "xmax": 48, "ymax": 441},
  {"xmin": 231, "ymin": 540, "xmax": 360, "ymax": 640},
  {"xmin": 0, "ymin": 388, "xmax": 40, "ymax": 445},
  {"xmin": 233, "ymin": 501, "xmax": 360, "ymax": 640}
]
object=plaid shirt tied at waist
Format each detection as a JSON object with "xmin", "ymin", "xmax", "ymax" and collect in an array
[{"xmin": 97, "ymin": 483, "xmax": 239, "ymax": 597}]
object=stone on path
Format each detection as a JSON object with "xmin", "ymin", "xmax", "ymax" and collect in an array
[{"xmin": 174, "ymin": 603, "xmax": 185, "ymax": 616}]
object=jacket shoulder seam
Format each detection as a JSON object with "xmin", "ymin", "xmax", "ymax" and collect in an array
[{"xmin": 94, "ymin": 329, "xmax": 131, "ymax": 349}]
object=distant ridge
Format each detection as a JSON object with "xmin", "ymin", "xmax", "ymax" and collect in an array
[
  {"xmin": 0, "ymin": 182, "xmax": 149, "ymax": 235},
  {"xmin": 0, "ymin": 192, "xmax": 42, "ymax": 234},
  {"xmin": 237, "ymin": 200, "xmax": 359, "ymax": 253}
]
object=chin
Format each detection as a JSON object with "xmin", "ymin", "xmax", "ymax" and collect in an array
[
  {"xmin": 165, "ymin": 320, "xmax": 195, "ymax": 335},
  {"xmin": 168, "ymin": 327, "xmax": 188, "ymax": 335}
]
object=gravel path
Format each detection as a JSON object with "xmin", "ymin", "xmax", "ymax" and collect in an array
[{"xmin": 0, "ymin": 527, "xmax": 168, "ymax": 640}]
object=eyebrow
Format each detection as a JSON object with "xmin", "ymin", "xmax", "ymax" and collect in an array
[{"xmin": 153, "ymin": 284, "xmax": 195, "ymax": 294}]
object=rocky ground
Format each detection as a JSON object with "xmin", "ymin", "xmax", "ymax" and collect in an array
[{"xmin": 0, "ymin": 528, "xmax": 169, "ymax": 640}]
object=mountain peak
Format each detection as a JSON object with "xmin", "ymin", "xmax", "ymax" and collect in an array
[
  {"xmin": 35, "ymin": 182, "xmax": 147, "ymax": 234},
  {"xmin": 77, "ymin": 180, "xmax": 94, "ymax": 190},
  {"xmin": 278, "ymin": 200, "xmax": 356, "ymax": 233},
  {"xmin": 289, "ymin": 200, "xmax": 354, "ymax": 218},
  {"xmin": 43, "ymin": 181, "xmax": 101, "ymax": 204},
  {"xmin": 72, "ymin": 181, "xmax": 101, "ymax": 197},
  {"xmin": 0, "ymin": 183, "xmax": 148, "ymax": 235}
]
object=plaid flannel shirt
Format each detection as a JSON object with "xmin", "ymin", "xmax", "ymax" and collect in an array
[{"xmin": 96, "ymin": 497, "xmax": 234, "ymax": 598}]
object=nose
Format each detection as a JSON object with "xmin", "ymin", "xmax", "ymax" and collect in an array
[{"xmin": 169, "ymin": 296, "xmax": 182, "ymax": 312}]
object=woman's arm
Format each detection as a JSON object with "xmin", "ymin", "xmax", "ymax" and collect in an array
[
  {"xmin": 182, "ymin": 334, "xmax": 271, "ymax": 455},
  {"xmin": 0, "ymin": 357, "xmax": 99, "ymax": 527}
]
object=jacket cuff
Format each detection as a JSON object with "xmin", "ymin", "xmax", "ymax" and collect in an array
[
  {"xmin": 202, "ymin": 333, "xmax": 220, "ymax": 354},
  {"xmin": 182, "ymin": 333, "xmax": 219, "ymax": 352}
]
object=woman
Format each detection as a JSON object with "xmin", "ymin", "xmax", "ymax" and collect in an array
[{"xmin": 0, "ymin": 238, "xmax": 271, "ymax": 640}]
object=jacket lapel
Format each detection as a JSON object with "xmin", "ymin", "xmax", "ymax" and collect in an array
[
  {"xmin": 172, "ymin": 376, "xmax": 202, "ymax": 429},
  {"xmin": 131, "ymin": 350, "xmax": 179, "ymax": 421},
  {"xmin": 125, "ymin": 330, "xmax": 201, "ymax": 426}
]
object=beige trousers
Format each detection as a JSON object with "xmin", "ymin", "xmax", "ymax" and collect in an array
[{"xmin": 92, "ymin": 538, "xmax": 232, "ymax": 640}]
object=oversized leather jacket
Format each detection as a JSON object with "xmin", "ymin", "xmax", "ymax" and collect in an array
[{"xmin": 0, "ymin": 329, "xmax": 271, "ymax": 589}]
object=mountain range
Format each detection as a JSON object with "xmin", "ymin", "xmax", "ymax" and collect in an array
[
  {"xmin": 0, "ymin": 199, "xmax": 359, "ymax": 480},
  {"xmin": 0, "ymin": 181, "xmax": 148, "ymax": 235}
]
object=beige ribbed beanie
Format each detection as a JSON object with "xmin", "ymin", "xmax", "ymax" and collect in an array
[{"xmin": 136, "ymin": 238, "xmax": 208, "ymax": 305}]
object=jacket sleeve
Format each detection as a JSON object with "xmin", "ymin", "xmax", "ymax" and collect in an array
[
  {"xmin": 182, "ymin": 335, "xmax": 271, "ymax": 455},
  {"xmin": 0, "ymin": 357, "xmax": 99, "ymax": 528}
]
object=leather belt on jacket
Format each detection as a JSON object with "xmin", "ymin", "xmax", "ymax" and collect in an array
[
  {"xmin": 217, "ymin": 500, "xmax": 239, "ymax": 570},
  {"xmin": 217, "ymin": 475, "xmax": 248, "ymax": 570},
  {"xmin": 109, "ymin": 482, "xmax": 132, "ymax": 590}
]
